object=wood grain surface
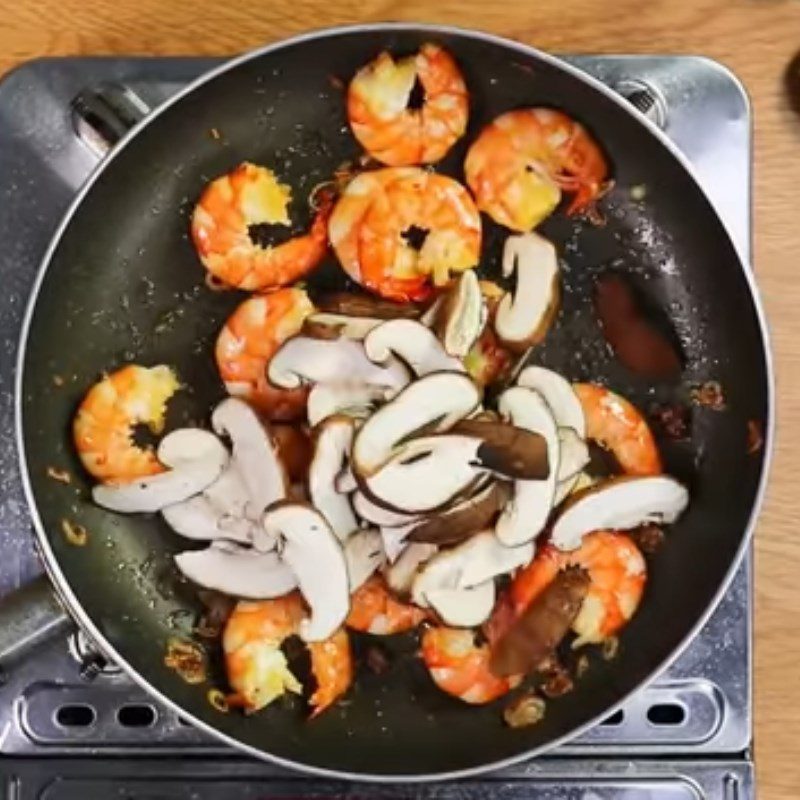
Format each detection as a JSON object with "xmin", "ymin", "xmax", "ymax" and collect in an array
[{"xmin": 1, "ymin": 0, "xmax": 798, "ymax": 795}]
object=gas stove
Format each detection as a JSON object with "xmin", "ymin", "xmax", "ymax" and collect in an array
[{"xmin": 0, "ymin": 54, "xmax": 753, "ymax": 798}]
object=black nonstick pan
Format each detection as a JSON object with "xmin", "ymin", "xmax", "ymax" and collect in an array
[{"xmin": 10, "ymin": 23, "xmax": 771, "ymax": 780}]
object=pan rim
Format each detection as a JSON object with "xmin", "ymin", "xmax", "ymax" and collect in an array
[{"xmin": 14, "ymin": 21, "xmax": 774, "ymax": 782}]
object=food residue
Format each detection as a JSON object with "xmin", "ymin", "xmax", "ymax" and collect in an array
[
  {"xmin": 503, "ymin": 691, "xmax": 546, "ymax": 728},
  {"xmin": 690, "ymin": 380, "xmax": 726, "ymax": 411},
  {"xmin": 61, "ymin": 518, "xmax": 88, "ymax": 546},
  {"xmin": 47, "ymin": 466, "xmax": 72, "ymax": 484},
  {"xmin": 164, "ymin": 637, "xmax": 207, "ymax": 685}
]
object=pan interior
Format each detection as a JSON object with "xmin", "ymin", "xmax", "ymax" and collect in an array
[{"xmin": 20, "ymin": 27, "xmax": 769, "ymax": 777}]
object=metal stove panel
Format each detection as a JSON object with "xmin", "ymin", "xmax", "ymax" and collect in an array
[{"xmin": 0, "ymin": 52, "xmax": 753, "ymax": 786}]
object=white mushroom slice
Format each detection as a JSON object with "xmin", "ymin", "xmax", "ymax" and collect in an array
[
  {"xmin": 335, "ymin": 464, "xmax": 358, "ymax": 494},
  {"xmin": 307, "ymin": 383, "xmax": 391, "ymax": 427},
  {"xmin": 558, "ymin": 427, "xmax": 590, "ymax": 482},
  {"xmin": 495, "ymin": 233, "xmax": 560, "ymax": 352},
  {"xmin": 411, "ymin": 531, "xmax": 532, "ymax": 607},
  {"xmin": 551, "ymin": 475, "xmax": 690, "ymax": 551},
  {"xmin": 93, "ymin": 429, "xmax": 228, "ymax": 513},
  {"xmin": 361, "ymin": 435, "xmax": 484, "ymax": 514},
  {"xmin": 516, "ymin": 365, "xmax": 585, "ymax": 437},
  {"xmin": 554, "ymin": 470, "xmax": 598, "ymax": 507},
  {"xmin": 364, "ymin": 319, "xmax": 465, "ymax": 377},
  {"xmin": 343, "ymin": 528, "xmax": 385, "ymax": 591},
  {"xmin": 260, "ymin": 503, "xmax": 349, "ymax": 642},
  {"xmin": 353, "ymin": 491, "xmax": 419, "ymax": 528},
  {"xmin": 495, "ymin": 387, "xmax": 560, "ymax": 546},
  {"xmin": 352, "ymin": 371, "xmax": 480, "ymax": 476},
  {"xmin": 162, "ymin": 495, "xmax": 254, "ymax": 544},
  {"xmin": 268, "ymin": 337, "xmax": 409, "ymax": 392},
  {"xmin": 426, "ymin": 582, "xmax": 496, "ymax": 627},
  {"xmin": 174, "ymin": 541, "xmax": 297, "ymax": 599},
  {"xmin": 211, "ymin": 398, "xmax": 286, "ymax": 518},
  {"xmin": 434, "ymin": 270, "xmax": 487, "ymax": 357},
  {"xmin": 420, "ymin": 295, "xmax": 444, "ymax": 327},
  {"xmin": 385, "ymin": 542, "xmax": 437, "ymax": 594},
  {"xmin": 304, "ymin": 312, "xmax": 383, "ymax": 340},
  {"xmin": 380, "ymin": 523, "xmax": 416, "ymax": 563},
  {"xmin": 308, "ymin": 417, "xmax": 358, "ymax": 541}
]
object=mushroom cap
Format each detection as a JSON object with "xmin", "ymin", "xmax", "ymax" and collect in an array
[
  {"xmin": 302, "ymin": 312, "xmax": 384, "ymax": 340},
  {"xmin": 260, "ymin": 502, "xmax": 350, "ymax": 642},
  {"xmin": 174, "ymin": 541, "xmax": 297, "ymax": 599},
  {"xmin": 364, "ymin": 319, "xmax": 465, "ymax": 376},
  {"xmin": 495, "ymin": 232, "xmax": 560, "ymax": 352},
  {"xmin": 551, "ymin": 475, "xmax": 690, "ymax": 551},
  {"xmin": 92, "ymin": 429, "xmax": 228, "ymax": 513},
  {"xmin": 268, "ymin": 336, "xmax": 410, "ymax": 391}
]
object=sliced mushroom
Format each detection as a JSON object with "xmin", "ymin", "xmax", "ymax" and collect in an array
[
  {"xmin": 426, "ymin": 581, "xmax": 496, "ymax": 627},
  {"xmin": 308, "ymin": 416, "xmax": 358, "ymax": 541},
  {"xmin": 364, "ymin": 319, "xmax": 465, "ymax": 376},
  {"xmin": 174, "ymin": 541, "xmax": 297, "ymax": 599},
  {"xmin": 335, "ymin": 463, "xmax": 358, "ymax": 494},
  {"xmin": 495, "ymin": 387, "xmax": 560, "ymax": 547},
  {"xmin": 419, "ymin": 295, "xmax": 444, "ymax": 327},
  {"xmin": 303, "ymin": 312, "xmax": 383, "ymax": 340},
  {"xmin": 162, "ymin": 496, "xmax": 254, "ymax": 544},
  {"xmin": 557, "ymin": 427, "xmax": 590, "ymax": 482},
  {"xmin": 385, "ymin": 542, "xmax": 437, "ymax": 594},
  {"xmin": 432, "ymin": 270, "xmax": 487, "ymax": 357},
  {"xmin": 307, "ymin": 383, "xmax": 391, "ymax": 427},
  {"xmin": 211, "ymin": 398, "xmax": 287, "ymax": 518},
  {"xmin": 494, "ymin": 233, "xmax": 560, "ymax": 352},
  {"xmin": 353, "ymin": 491, "xmax": 419, "ymax": 528},
  {"xmin": 352, "ymin": 371, "xmax": 480, "ymax": 476},
  {"xmin": 406, "ymin": 481, "xmax": 511, "ymax": 546},
  {"xmin": 316, "ymin": 292, "xmax": 420, "ymax": 320},
  {"xmin": 516, "ymin": 366, "xmax": 585, "ymax": 437},
  {"xmin": 268, "ymin": 337, "xmax": 409, "ymax": 392},
  {"xmin": 93, "ymin": 429, "xmax": 228, "ymax": 513},
  {"xmin": 551, "ymin": 475, "xmax": 689, "ymax": 551},
  {"xmin": 259, "ymin": 503, "xmax": 349, "ymax": 642},
  {"xmin": 360, "ymin": 435, "xmax": 486, "ymax": 514},
  {"xmin": 490, "ymin": 567, "xmax": 590, "ymax": 677},
  {"xmin": 343, "ymin": 528, "xmax": 385, "ymax": 591},
  {"xmin": 412, "ymin": 531, "xmax": 533, "ymax": 606}
]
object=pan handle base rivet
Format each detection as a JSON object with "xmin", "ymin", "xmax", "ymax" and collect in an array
[
  {"xmin": 68, "ymin": 629, "xmax": 122, "ymax": 679},
  {"xmin": 614, "ymin": 79, "xmax": 668, "ymax": 130}
]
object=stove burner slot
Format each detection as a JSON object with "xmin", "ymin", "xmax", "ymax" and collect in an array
[
  {"xmin": 55, "ymin": 704, "xmax": 96, "ymax": 728},
  {"xmin": 600, "ymin": 710, "xmax": 624, "ymax": 726},
  {"xmin": 647, "ymin": 702, "xmax": 686, "ymax": 726},
  {"xmin": 116, "ymin": 704, "xmax": 157, "ymax": 728}
]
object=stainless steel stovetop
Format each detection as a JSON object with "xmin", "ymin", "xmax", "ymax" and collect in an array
[{"xmin": 0, "ymin": 54, "xmax": 753, "ymax": 798}]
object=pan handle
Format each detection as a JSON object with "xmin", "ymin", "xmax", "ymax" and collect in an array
[
  {"xmin": 0, "ymin": 575, "xmax": 72, "ymax": 671},
  {"xmin": 70, "ymin": 83, "xmax": 152, "ymax": 158}
]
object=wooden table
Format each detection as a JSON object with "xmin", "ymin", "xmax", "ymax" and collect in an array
[{"xmin": 1, "ymin": 0, "xmax": 798, "ymax": 795}]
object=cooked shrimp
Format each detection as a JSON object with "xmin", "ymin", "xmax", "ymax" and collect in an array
[
  {"xmin": 224, "ymin": 594, "xmax": 353, "ymax": 716},
  {"xmin": 573, "ymin": 383, "xmax": 661, "ymax": 476},
  {"xmin": 347, "ymin": 43, "xmax": 468, "ymax": 166},
  {"xmin": 215, "ymin": 289, "xmax": 314, "ymax": 419},
  {"xmin": 73, "ymin": 364, "xmax": 179, "ymax": 482},
  {"xmin": 191, "ymin": 163, "xmax": 331, "ymax": 291},
  {"xmin": 465, "ymin": 108, "xmax": 609, "ymax": 232},
  {"xmin": 329, "ymin": 167, "xmax": 481, "ymax": 302},
  {"xmin": 346, "ymin": 575, "xmax": 427, "ymax": 635},
  {"xmin": 509, "ymin": 531, "xmax": 646, "ymax": 646},
  {"xmin": 421, "ymin": 627, "xmax": 522, "ymax": 704}
]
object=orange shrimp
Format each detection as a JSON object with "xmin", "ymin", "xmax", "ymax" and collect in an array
[
  {"xmin": 191, "ymin": 163, "xmax": 332, "ymax": 291},
  {"xmin": 573, "ymin": 383, "xmax": 661, "ymax": 476},
  {"xmin": 465, "ymin": 108, "xmax": 609, "ymax": 232},
  {"xmin": 224, "ymin": 594, "xmax": 353, "ymax": 716},
  {"xmin": 73, "ymin": 364, "xmax": 179, "ymax": 482},
  {"xmin": 421, "ymin": 627, "xmax": 522, "ymax": 704},
  {"xmin": 347, "ymin": 43, "xmax": 468, "ymax": 166},
  {"xmin": 329, "ymin": 167, "xmax": 481, "ymax": 302},
  {"xmin": 215, "ymin": 289, "xmax": 314, "ymax": 420},
  {"xmin": 346, "ymin": 576, "xmax": 428, "ymax": 635},
  {"xmin": 509, "ymin": 532, "xmax": 646, "ymax": 646}
]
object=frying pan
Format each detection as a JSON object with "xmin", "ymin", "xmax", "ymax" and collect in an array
[{"xmin": 7, "ymin": 23, "xmax": 771, "ymax": 780}]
